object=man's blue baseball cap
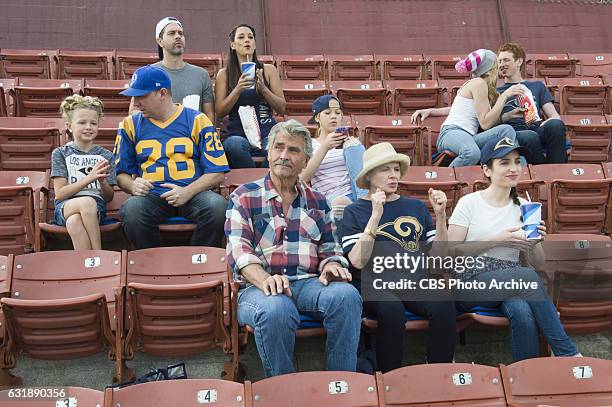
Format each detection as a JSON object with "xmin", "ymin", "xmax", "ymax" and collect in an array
[
  {"xmin": 480, "ymin": 135, "xmax": 530, "ymax": 165},
  {"xmin": 120, "ymin": 65, "xmax": 171, "ymax": 97}
]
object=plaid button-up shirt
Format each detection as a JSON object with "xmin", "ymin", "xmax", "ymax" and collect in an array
[{"xmin": 225, "ymin": 174, "xmax": 348, "ymax": 283}]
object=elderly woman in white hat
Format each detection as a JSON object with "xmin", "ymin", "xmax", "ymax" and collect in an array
[{"xmin": 339, "ymin": 142, "xmax": 456, "ymax": 373}]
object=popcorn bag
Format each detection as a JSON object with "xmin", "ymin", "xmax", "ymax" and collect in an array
[
  {"xmin": 238, "ymin": 105, "xmax": 262, "ymax": 149},
  {"xmin": 516, "ymin": 85, "xmax": 541, "ymax": 125}
]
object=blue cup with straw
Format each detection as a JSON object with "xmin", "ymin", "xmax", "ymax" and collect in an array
[{"xmin": 521, "ymin": 192, "xmax": 542, "ymax": 240}]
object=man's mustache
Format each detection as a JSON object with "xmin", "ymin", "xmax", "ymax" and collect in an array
[{"xmin": 274, "ymin": 159, "xmax": 292, "ymax": 167}]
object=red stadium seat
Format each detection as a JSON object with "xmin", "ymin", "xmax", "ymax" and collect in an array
[
  {"xmin": 562, "ymin": 115, "xmax": 612, "ymax": 163},
  {"xmin": 500, "ymin": 357, "xmax": 612, "ymax": 406},
  {"xmin": 377, "ymin": 363, "xmax": 507, "ymax": 406},
  {"xmin": 10, "ymin": 78, "xmax": 81, "ymax": 117},
  {"xmin": 425, "ymin": 54, "xmax": 470, "ymax": 81},
  {"xmin": 124, "ymin": 246, "xmax": 239, "ymax": 379},
  {"xmin": 526, "ymin": 53, "xmax": 577, "ymax": 78},
  {"xmin": 281, "ymin": 80, "xmax": 328, "ymax": 115},
  {"xmin": 377, "ymin": 54, "xmax": 426, "ymax": 80},
  {"xmin": 329, "ymin": 80, "xmax": 387, "ymax": 115},
  {"xmin": 0, "ymin": 170, "xmax": 49, "ymax": 253},
  {"xmin": 250, "ymin": 371, "xmax": 380, "ymax": 407},
  {"xmin": 0, "ymin": 117, "xmax": 63, "ymax": 171},
  {"xmin": 603, "ymin": 161, "xmax": 612, "ymax": 233},
  {"xmin": 115, "ymin": 50, "xmax": 159, "ymax": 79},
  {"xmin": 183, "ymin": 53, "xmax": 223, "ymax": 79},
  {"xmin": 438, "ymin": 78, "xmax": 467, "ymax": 106},
  {"xmin": 0, "ymin": 250, "xmax": 125, "ymax": 385},
  {"xmin": 256, "ymin": 54, "xmax": 275, "ymax": 65},
  {"xmin": 570, "ymin": 52, "xmax": 612, "ymax": 77},
  {"xmin": 328, "ymin": 54, "xmax": 377, "ymax": 81},
  {"xmin": 398, "ymin": 166, "xmax": 464, "ymax": 219},
  {"xmin": 0, "ymin": 254, "xmax": 13, "ymax": 342},
  {"xmin": 37, "ymin": 189, "xmax": 127, "ymax": 251},
  {"xmin": 54, "ymin": 49, "xmax": 114, "ymax": 79},
  {"xmin": 529, "ymin": 163, "xmax": 610, "ymax": 234},
  {"xmin": 83, "ymin": 79, "xmax": 131, "ymax": 116},
  {"xmin": 603, "ymin": 75, "xmax": 612, "ymax": 115},
  {"xmin": 543, "ymin": 234, "xmax": 612, "ymax": 333},
  {"xmin": 420, "ymin": 115, "xmax": 456, "ymax": 166},
  {"xmin": 0, "ymin": 78, "xmax": 15, "ymax": 117},
  {"xmin": 353, "ymin": 115, "xmax": 426, "ymax": 165},
  {"xmin": 278, "ymin": 54, "xmax": 326, "ymax": 80},
  {"xmin": 547, "ymin": 77, "xmax": 608, "ymax": 115},
  {"xmin": 0, "ymin": 386, "xmax": 105, "ymax": 407},
  {"xmin": 386, "ymin": 80, "xmax": 444, "ymax": 115},
  {"xmin": 105, "ymin": 379, "xmax": 246, "ymax": 407},
  {"xmin": 221, "ymin": 168, "xmax": 269, "ymax": 198},
  {"xmin": 0, "ymin": 49, "xmax": 52, "ymax": 79}
]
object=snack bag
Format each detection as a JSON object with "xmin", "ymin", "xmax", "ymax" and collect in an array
[
  {"xmin": 238, "ymin": 105, "xmax": 262, "ymax": 149},
  {"xmin": 516, "ymin": 85, "xmax": 542, "ymax": 125}
]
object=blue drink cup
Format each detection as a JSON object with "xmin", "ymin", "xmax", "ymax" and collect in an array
[
  {"xmin": 241, "ymin": 62, "xmax": 256, "ymax": 89},
  {"xmin": 521, "ymin": 202, "xmax": 542, "ymax": 240}
]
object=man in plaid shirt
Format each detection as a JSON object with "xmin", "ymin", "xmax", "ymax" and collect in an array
[{"xmin": 225, "ymin": 119, "xmax": 362, "ymax": 377}]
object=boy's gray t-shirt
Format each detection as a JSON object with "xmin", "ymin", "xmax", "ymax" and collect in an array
[
  {"xmin": 153, "ymin": 62, "xmax": 214, "ymax": 111},
  {"xmin": 50, "ymin": 142, "xmax": 117, "ymax": 204}
]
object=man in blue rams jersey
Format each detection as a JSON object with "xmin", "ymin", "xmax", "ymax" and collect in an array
[{"xmin": 114, "ymin": 65, "xmax": 229, "ymax": 248}]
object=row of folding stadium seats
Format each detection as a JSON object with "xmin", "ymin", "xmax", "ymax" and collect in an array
[
  {"xmin": 1, "ymin": 75, "xmax": 611, "ymax": 121},
  {"xmin": 2, "ymin": 356, "xmax": 612, "ymax": 406},
  {"xmin": 2, "ymin": 48, "xmax": 612, "ymax": 81},
  {"xmin": 0, "ymin": 246, "xmax": 610, "ymax": 387},
  {"xmin": 1, "ymin": 161, "xmax": 612, "ymax": 256}
]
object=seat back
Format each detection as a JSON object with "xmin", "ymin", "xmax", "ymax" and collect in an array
[
  {"xmin": 2, "ymin": 250, "xmax": 120, "ymax": 361},
  {"xmin": 398, "ymin": 166, "xmax": 463, "ymax": 218},
  {"xmin": 426, "ymin": 54, "xmax": 469, "ymax": 81},
  {"xmin": 353, "ymin": 115, "xmax": 425, "ymax": 165},
  {"xmin": 379, "ymin": 363, "xmax": 507, "ymax": 406},
  {"xmin": 543, "ymin": 234, "xmax": 612, "ymax": 333},
  {"xmin": 278, "ymin": 54, "xmax": 326, "ymax": 80},
  {"xmin": 527, "ymin": 53, "xmax": 576, "ymax": 78},
  {"xmin": 83, "ymin": 79, "xmax": 131, "ymax": 117},
  {"xmin": 0, "ymin": 78, "xmax": 14, "ymax": 117},
  {"xmin": 281, "ymin": 80, "xmax": 328, "ymax": 115},
  {"xmin": 125, "ymin": 246, "xmax": 230, "ymax": 357},
  {"xmin": 378, "ymin": 54, "xmax": 425, "ymax": 80},
  {"xmin": 251, "ymin": 371, "xmax": 379, "ymax": 407},
  {"xmin": 183, "ymin": 53, "xmax": 223, "ymax": 79},
  {"xmin": 386, "ymin": 80, "xmax": 443, "ymax": 115},
  {"xmin": 55, "ymin": 50, "xmax": 114, "ymax": 79},
  {"xmin": 501, "ymin": 357, "xmax": 612, "ymax": 406},
  {"xmin": 115, "ymin": 51, "xmax": 159, "ymax": 79},
  {"xmin": 328, "ymin": 54, "xmax": 376, "ymax": 81},
  {"xmin": 571, "ymin": 53, "xmax": 612, "ymax": 77},
  {"xmin": 330, "ymin": 81, "xmax": 387, "ymax": 115},
  {"xmin": 0, "ymin": 386, "xmax": 105, "ymax": 406},
  {"xmin": 438, "ymin": 78, "xmax": 467, "ymax": 106},
  {"xmin": 12, "ymin": 78, "xmax": 81, "ymax": 117},
  {"xmin": 222, "ymin": 168, "xmax": 269, "ymax": 198},
  {"xmin": 106, "ymin": 379, "xmax": 246, "ymax": 406},
  {"xmin": 0, "ymin": 49, "xmax": 52, "ymax": 79},
  {"xmin": 0, "ymin": 186, "xmax": 34, "ymax": 255},
  {"xmin": 0, "ymin": 254, "xmax": 13, "ymax": 340},
  {"xmin": 562, "ymin": 115, "xmax": 611, "ymax": 163},
  {"xmin": 547, "ymin": 77, "xmax": 608, "ymax": 115},
  {"xmin": 0, "ymin": 117, "xmax": 63, "ymax": 171}
]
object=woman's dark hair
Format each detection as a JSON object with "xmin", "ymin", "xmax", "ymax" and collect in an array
[
  {"xmin": 484, "ymin": 159, "xmax": 521, "ymax": 206},
  {"xmin": 225, "ymin": 24, "xmax": 267, "ymax": 96}
]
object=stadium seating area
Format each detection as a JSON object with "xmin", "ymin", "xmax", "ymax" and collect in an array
[
  {"xmin": 0, "ymin": 48, "xmax": 611, "ymax": 401},
  {"xmin": 1, "ymin": 356, "xmax": 612, "ymax": 405}
]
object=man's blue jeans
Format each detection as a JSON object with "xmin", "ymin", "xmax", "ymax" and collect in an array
[
  {"xmin": 456, "ymin": 267, "xmax": 578, "ymax": 358},
  {"xmin": 120, "ymin": 191, "xmax": 227, "ymax": 249},
  {"xmin": 237, "ymin": 278, "xmax": 363, "ymax": 377}
]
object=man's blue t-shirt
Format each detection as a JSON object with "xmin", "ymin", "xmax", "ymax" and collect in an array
[
  {"xmin": 497, "ymin": 80, "xmax": 554, "ymax": 131},
  {"xmin": 339, "ymin": 196, "xmax": 435, "ymax": 286}
]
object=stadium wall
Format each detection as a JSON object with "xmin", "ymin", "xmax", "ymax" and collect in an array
[{"xmin": 0, "ymin": 0, "xmax": 610, "ymax": 53}]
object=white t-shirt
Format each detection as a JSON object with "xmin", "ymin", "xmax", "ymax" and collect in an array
[
  {"xmin": 310, "ymin": 138, "xmax": 352, "ymax": 202},
  {"xmin": 448, "ymin": 191, "xmax": 527, "ymax": 262}
]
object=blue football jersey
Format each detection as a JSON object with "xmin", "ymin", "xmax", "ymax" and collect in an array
[{"xmin": 113, "ymin": 105, "xmax": 229, "ymax": 196}]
